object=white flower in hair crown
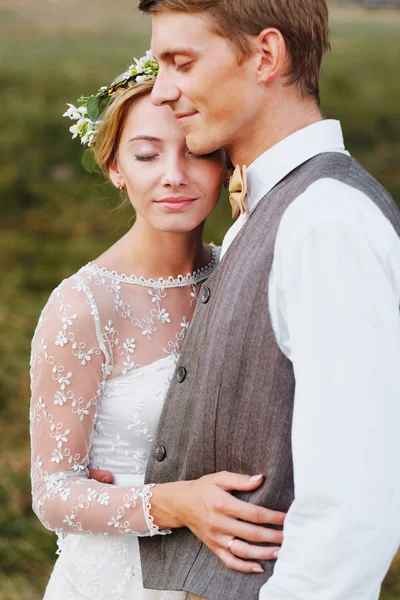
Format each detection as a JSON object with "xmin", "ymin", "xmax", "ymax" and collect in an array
[{"xmin": 63, "ymin": 51, "xmax": 159, "ymax": 172}]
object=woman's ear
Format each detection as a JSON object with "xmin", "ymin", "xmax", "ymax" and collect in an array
[
  {"xmin": 108, "ymin": 159, "xmax": 125, "ymax": 190},
  {"xmin": 256, "ymin": 28, "xmax": 287, "ymax": 84}
]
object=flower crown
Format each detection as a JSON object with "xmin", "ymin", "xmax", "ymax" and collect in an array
[{"xmin": 63, "ymin": 51, "xmax": 159, "ymax": 172}]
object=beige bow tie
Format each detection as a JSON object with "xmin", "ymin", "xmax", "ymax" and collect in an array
[{"xmin": 228, "ymin": 165, "xmax": 249, "ymax": 220}]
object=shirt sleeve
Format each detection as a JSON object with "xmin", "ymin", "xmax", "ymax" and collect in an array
[
  {"xmin": 30, "ymin": 276, "xmax": 164, "ymax": 539},
  {"xmin": 261, "ymin": 184, "xmax": 400, "ymax": 599}
]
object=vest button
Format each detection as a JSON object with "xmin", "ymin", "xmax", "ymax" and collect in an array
[
  {"xmin": 177, "ymin": 366, "xmax": 187, "ymax": 383},
  {"xmin": 154, "ymin": 445, "xmax": 167, "ymax": 462},
  {"xmin": 200, "ymin": 286, "xmax": 211, "ymax": 304}
]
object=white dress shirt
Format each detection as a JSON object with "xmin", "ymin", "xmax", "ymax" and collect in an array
[{"xmin": 221, "ymin": 120, "xmax": 400, "ymax": 600}]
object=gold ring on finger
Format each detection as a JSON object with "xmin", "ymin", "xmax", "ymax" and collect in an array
[{"xmin": 227, "ymin": 538, "xmax": 236, "ymax": 553}]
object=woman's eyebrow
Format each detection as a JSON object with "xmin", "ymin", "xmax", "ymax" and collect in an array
[{"xmin": 128, "ymin": 135, "xmax": 162, "ymax": 143}]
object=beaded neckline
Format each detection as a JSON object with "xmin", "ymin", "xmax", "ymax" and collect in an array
[{"xmin": 83, "ymin": 244, "xmax": 219, "ymax": 289}]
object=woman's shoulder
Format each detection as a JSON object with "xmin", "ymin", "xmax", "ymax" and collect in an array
[
  {"xmin": 33, "ymin": 268, "xmax": 100, "ymax": 341},
  {"xmin": 42, "ymin": 267, "xmax": 94, "ymax": 307}
]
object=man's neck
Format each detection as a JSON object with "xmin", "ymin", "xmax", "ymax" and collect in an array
[{"xmin": 227, "ymin": 95, "xmax": 323, "ymax": 167}]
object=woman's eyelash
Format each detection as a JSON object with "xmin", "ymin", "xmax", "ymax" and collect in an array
[
  {"xmin": 188, "ymin": 151, "xmax": 215, "ymax": 159},
  {"xmin": 135, "ymin": 155, "xmax": 157, "ymax": 162},
  {"xmin": 135, "ymin": 152, "xmax": 214, "ymax": 162}
]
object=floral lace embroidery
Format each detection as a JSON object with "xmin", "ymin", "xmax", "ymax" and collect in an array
[
  {"xmin": 142, "ymin": 484, "xmax": 171, "ymax": 537},
  {"xmin": 30, "ymin": 246, "xmax": 220, "ymax": 566},
  {"xmin": 85, "ymin": 244, "xmax": 217, "ymax": 289}
]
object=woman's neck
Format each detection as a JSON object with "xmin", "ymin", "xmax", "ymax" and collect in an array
[{"xmin": 100, "ymin": 219, "xmax": 210, "ymax": 280}]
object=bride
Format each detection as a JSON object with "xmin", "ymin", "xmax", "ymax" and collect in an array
[{"xmin": 30, "ymin": 53, "xmax": 285, "ymax": 600}]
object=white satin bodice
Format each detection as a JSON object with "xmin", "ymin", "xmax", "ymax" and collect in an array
[{"xmin": 90, "ymin": 355, "xmax": 176, "ymax": 485}]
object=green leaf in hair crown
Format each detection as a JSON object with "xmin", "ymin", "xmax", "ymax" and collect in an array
[
  {"xmin": 63, "ymin": 51, "xmax": 159, "ymax": 172},
  {"xmin": 81, "ymin": 149, "xmax": 101, "ymax": 174}
]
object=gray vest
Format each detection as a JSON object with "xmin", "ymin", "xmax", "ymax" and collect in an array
[{"xmin": 140, "ymin": 152, "xmax": 400, "ymax": 600}]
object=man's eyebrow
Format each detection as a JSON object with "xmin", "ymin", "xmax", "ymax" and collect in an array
[
  {"xmin": 128, "ymin": 136, "xmax": 162, "ymax": 143},
  {"xmin": 158, "ymin": 48, "xmax": 196, "ymax": 60}
]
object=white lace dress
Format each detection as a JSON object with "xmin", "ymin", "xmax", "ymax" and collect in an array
[{"xmin": 30, "ymin": 245, "xmax": 220, "ymax": 600}]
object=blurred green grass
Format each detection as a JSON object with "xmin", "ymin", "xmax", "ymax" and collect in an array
[{"xmin": 0, "ymin": 1, "xmax": 399, "ymax": 598}]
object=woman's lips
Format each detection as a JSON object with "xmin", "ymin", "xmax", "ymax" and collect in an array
[{"xmin": 156, "ymin": 197, "xmax": 197, "ymax": 210}]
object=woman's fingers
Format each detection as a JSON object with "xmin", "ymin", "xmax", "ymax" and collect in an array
[
  {"xmin": 223, "ymin": 494, "xmax": 286, "ymax": 526},
  {"xmin": 216, "ymin": 548, "xmax": 265, "ymax": 574},
  {"xmin": 212, "ymin": 514, "xmax": 283, "ymax": 545},
  {"xmin": 204, "ymin": 530, "xmax": 281, "ymax": 573},
  {"xmin": 174, "ymin": 474, "xmax": 286, "ymax": 574},
  {"xmin": 229, "ymin": 518, "xmax": 284, "ymax": 545},
  {"xmin": 203, "ymin": 472, "xmax": 286, "ymax": 527},
  {"xmin": 227, "ymin": 538, "xmax": 280, "ymax": 561},
  {"xmin": 200, "ymin": 509, "xmax": 282, "ymax": 552},
  {"xmin": 206, "ymin": 471, "xmax": 264, "ymax": 492},
  {"xmin": 88, "ymin": 468, "xmax": 114, "ymax": 484}
]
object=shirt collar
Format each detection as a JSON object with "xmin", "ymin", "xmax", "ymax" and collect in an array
[{"xmin": 246, "ymin": 119, "xmax": 348, "ymax": 213}]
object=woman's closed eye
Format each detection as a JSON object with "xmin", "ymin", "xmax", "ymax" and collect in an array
[
  {"xmin": 135, "ymin": 154, "xmax": 158, "ymax": 162},
  {"xmin": 187, "ymin": 150, "xmax": 216, "ymax": 160}
]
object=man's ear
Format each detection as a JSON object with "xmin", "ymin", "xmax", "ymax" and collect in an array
[
  {"xmin": 108, "ymin": 158, "xmax": 124, "ymax": 189},
  {"xmin": 256, "ymin": 28, "xmax": 287, "ymax": 84}
]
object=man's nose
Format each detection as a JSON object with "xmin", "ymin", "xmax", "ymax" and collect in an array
[{"xmin": 151, "ymin": 69, "xmax": 180, "ymax": 106}]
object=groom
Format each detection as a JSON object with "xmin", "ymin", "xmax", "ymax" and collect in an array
[
  {"xmin": 135, "ymin": 1, "xmax": 400, "ymax": 598},
  {"xmin": 134, "ymin": 4, "xmax": 400, "ymax": 598},
  {"xmin": 98, "ymin": 1, "xmax": 400, "ymax": 598}
]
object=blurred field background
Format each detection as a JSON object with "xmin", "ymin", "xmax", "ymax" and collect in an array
[{"xmin": 0, "ymin": 0, "xmax": 399, "ymax": 598}]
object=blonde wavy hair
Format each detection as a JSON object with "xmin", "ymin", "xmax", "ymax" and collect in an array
[{"xmin": 94, "ymin": 79, "xmax": 155, "ymax": 177}]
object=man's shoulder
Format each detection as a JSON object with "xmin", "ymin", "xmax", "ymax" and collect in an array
[{"xmin": 275, "ymin": 174, "xmax": 399, "ymax": 254}]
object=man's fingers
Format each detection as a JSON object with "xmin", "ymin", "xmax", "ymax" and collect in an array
[
  {"xmin": 228, "ymin": 539, "xmax": 280, "ymax": 561},
  {"xmin": 89, "ymin": 468, "xmax": 114, "ymax": 484}
]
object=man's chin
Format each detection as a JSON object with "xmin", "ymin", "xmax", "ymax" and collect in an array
[{"xmin": 186, "ymin": 131, "xmax": 221, "ymax": 156}]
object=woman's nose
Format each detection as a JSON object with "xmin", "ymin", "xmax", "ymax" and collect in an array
[{"xmin": 161, "ymin": 158, "xmax": 189, "ymax": 188}]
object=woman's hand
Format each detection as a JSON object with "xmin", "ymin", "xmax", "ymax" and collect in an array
[
  {"xmin": 88, "ymin": 469, "xmax": 114, "ymax": 484},
  {"xmin": 150, "ymin": 471, "xmax": 285, "ymax": 574},
  {"xmin": 89, "ymin": 468, "xmax": 285, "ymax": 573}
]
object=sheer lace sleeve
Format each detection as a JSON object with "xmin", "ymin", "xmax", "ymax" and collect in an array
[{"xmin": 30, "ymin": 276, "xmax": 163, "ymax": 538}]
